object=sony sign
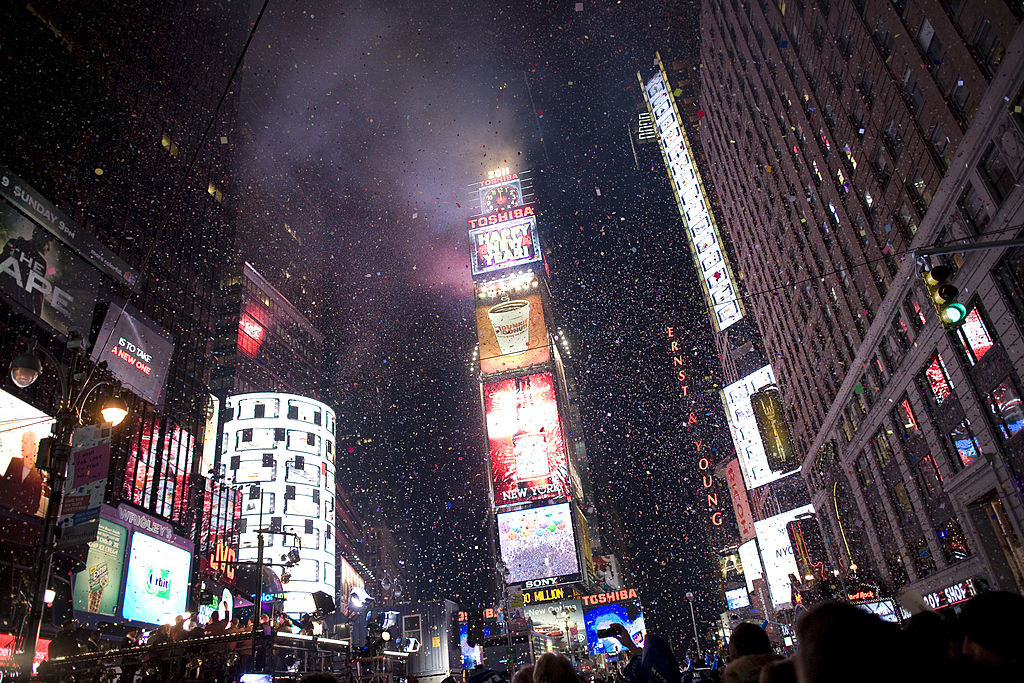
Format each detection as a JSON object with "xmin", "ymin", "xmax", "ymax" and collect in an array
[
  {"xmin": 642, "ymin": 65, "xmax": 743, "ymax": 332},
  {"xmin": 524, "ymin": 577, "xmax": 559, "ymax": 589}
]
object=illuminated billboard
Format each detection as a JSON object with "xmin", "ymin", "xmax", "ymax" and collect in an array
[
  {"xmin": 640, "ymin": 57, "xmax": 743, "ymax": 332},
  {"xmin": 724, "ymin": 458, "xmax": 755, "ymax": 541},
  {"xmin": 497, "ymin": 502, "xmax": 580, "ymax": 585},
  {"xmin": 484, "ymin": 372, "xmax": 569, "ymax": 505},
  {"xmin": 725, "ymin": 587, "xmax": 750, "ymax": 610},
  {"xmin": 750, "ymin": 386, "xmax": 797, "ymax": 473},
  {"xmin": 338, "ymin": 557, "xmax": 366, "ymax": 619},
  {"xmin": 73, "ymin": 518, "xmax": 128, "ymax": 617},
  {"xmin": 121, "ymin": 530, "xmax": 193, "ymax": 624},
  {"xmin": 738, "ymin": 539, "xmax": 762, "ymax": 595},
  {"xmin": 753, "ymin": 504, "xmax": 815, "ymax": 608},
  {"xmin": 582, "ymin": 590, "xmax": 646, "ymax": 655},
  {"xmin": 722, "ymin": 364, "xmax": 788, "ymax": 490},
  {"xmin": 91, "ymin": 303, "xmax": 175, "ymax": 406},
  {"xmin": 469, "ymin": 215, "xmax": 541, "ymax": 276},
  {"xmin": 525, "ymin": 598, "xmax": 586, "ymax": 650},
  {"xmin": 476, "ymin": 273, "xmax": 550, "ymax": 375},
  {"xmin": 0, "ymin": 389, "xmax": 54, "ymax": 518}
]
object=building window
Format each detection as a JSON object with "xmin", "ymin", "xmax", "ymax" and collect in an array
[
  {"xmin": 916, "ymin": 453, "xmax": 944, "ymax": 499},
  {"xmin": 891, "ymin": 481, "xmax": 914, "ymax": 524},
  {"xmin": 936, "ymin": 518, "xmax": 971, "ymax": 563},
  {"xmin": 924, "ymin": 353, "xmax": 954, "ymax": 404},
  {"xmin": 207, "ymin": 181, "xmax": 224, "ymax": 203},
  {"xmin": 972, "ymin": 18, "xmax": 1005, "ymax": 73},
  {"xmin": 955, "ymin": 306, "xmax": 995, "ymax": 365},
  {"xmin": 872, "ymin": 431, "xmax": 895, "ymax": 470},
  {"xmin": 980, "ymin": 145, "xmax": 1018, "ymax": 203},
  {"xmin": 986, "ymin": 377, "xmax": 1024, "ymax": 440},
  {"xmin": 959, "ymin": 183, "xmax": 990, "ymax": 232},
  {"xmin": 949, "ymin": 418, "xmax": 981, "ymax": 467},
  {"xmin": 912, "ymin": 536, "xmax": 937, "ymax": 576},
  {"xmin": 161, "ymin": 134, "xmax": 181, "ymax": 158},
  {"xmin": 894, "ymin": 397, "xmax": 921, "ymax": 437}
]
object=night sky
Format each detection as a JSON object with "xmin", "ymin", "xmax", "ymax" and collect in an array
[{"xmin": 232, "ymin": 0, "xmax": 725, "ymax": 651}]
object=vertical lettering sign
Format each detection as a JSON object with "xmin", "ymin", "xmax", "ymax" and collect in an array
[
  {"xmin": 666, "ymin": 326, "xmax": 724, "ymax": 528},
  {"xmin": 641, "ymin": 62, "xmax": 744, "ymax": 332}
]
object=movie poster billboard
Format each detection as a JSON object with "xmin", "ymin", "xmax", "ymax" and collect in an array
[
  {"xmin": 72, "ymin": 518, "xmax": 128, "ymax": 617},
  {"xmin": 582, "ymin": 590, "xmax": 646, "ymax": 655},
  {"xmin": 0, "ymin": 200, "xmax": 100, "ymax": 337},
  {"xmin": 722, "ymin": 364, "xmax": 785, "ymax": 490},
  {"xmin": 484, "ymin": 372, "xmax": 569, "ymax": 506},
  {"xmin": 497, "ymin": 502, "xmax": 580, "ymax": 585},
  {"xmin": 91, "ymin": 302, "xmax": 175, "ymax": 406},
  {"xmin": 469, "ymin": 215, "xmax": 541, "ymax": 276},
  {"xmin": 0, "ymin": 389, "xmax": 55, "ymax": 519},
  {"xmin": 475, "ymin": 276, "xmax": 550, "ymax": 375}
]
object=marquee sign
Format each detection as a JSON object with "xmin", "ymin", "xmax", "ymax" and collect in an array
[{"xmin": 640, "ymin": 56, "xmax": 744, "ymax": 332}]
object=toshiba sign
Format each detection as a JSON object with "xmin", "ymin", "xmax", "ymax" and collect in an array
[{"xmin": 581, "ymin": 588, "xmax": 639, "ymax": 607}]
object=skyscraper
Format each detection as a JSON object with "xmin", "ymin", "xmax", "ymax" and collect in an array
[{"xmin": 697, "ymin": 1, "xmax": 1024, "ymax": 604}]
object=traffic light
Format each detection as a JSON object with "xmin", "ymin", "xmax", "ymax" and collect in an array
[{"xmin": 920, "ymin": 264, "xmax": 967, "ymax": 329}]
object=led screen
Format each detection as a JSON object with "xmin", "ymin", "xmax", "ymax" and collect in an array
[
  {"xmin": 583, "ymin": 599, "xmax": 646, "ymax": 655},
  {"xmin": 469, "ymin": 216, "xmax": 541, "ymax": 276},
  {"xmin": 525, "ymin": 598, "xmax": 586, "ymax": 648},
  {"xmin": 497, "ymin": 502, "xmax": 579, "ymax": 584},
  {"xmin": 475, "ymin": 278, "xmax": 549, "ymax": 375},
  {"xmin": 484, "ymin": 372, "xmax": 569, "ymax": 506},
  {"xmin": 753, "ymin": 504, "xmax": 815, "ymax": 608},
  {"xmin": 121, "ymin": 532, "xmax": 192, "ymax": 624},
  {"xmin": 338, "ymin": 557, "xmax": 366, "ymax": 619},
  {"xmin": 91, "ymin": 303, "xmax": 175, "ymax": 406},
  {"xmin": 725, "ymin": 587, "xmax": 750, "ymax": 610},
  {"xmin": 73, "ymin": 518, "xmax": 128, "ymax": 617},
  {"xmin": 722, "ymin": 364, "xmax": 787, "ymax": 490},
  {"xmin": 0, "ymin": 389, "xmax": 54, "ymax": 518}
]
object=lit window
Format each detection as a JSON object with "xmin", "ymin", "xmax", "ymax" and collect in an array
[
  {"xmin": 949, "ymin": 418, "xmax": 981, "ymax": 467},
  {"xmin": 836, "ymin": 168, "xmax": 849, "ymax": 193},
  {"xmin": 844, "ymin": 143, "xmax": 858, "ymax": 170},
  {"xmin": 864, "ymin": 190, "xmax": 873, "ymax": 208},
  {"xmin": 986, "ymin": 378, "xmax": 1024, "ymax": 440},
  {"xmin": 937, "ymin": 518, "xmax": 971, "ymax": 563},
  {"xmin": 925, "ymin": 354, "xmax": 954, "ymax": 404},
  {"xmin": 829, "ymin": 202, "xmax": 841, "ymax": 225},
  {"xmin": 161, "ymin": 134, "xmax": 180, "ymax": 158},
  {"xmin": 812, "ymin": 160, "xmax": 823, "ymax": 184},
  {"xmin": 956, "ymin": 307, "xmax": 994, "ymax": 365},
  {"xmin": 897, "ymin": 398, "xmax": 919, "ymax": 434},
  {"xmin": 207, "ymin": 181, "xmax": 224, "ymax": 203}
]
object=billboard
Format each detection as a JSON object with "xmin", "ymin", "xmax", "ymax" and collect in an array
[
  {"xmin": 497, "ymin": 502, "xmax": 580, "ymax": 585},
  {"xmin": 0, "ymin": 200, "xmax": 100, "ymax": 336},
  {"xmin": 738, "ymin": 539, "xmax": 762, "ymax": 595},
  {"xmin": 592, "ymin": 555, "xmax": 624, "ymax": 591},
  {"xmin": 722, "ymin": 364, "xmax": 787, "ymax": 490},
  {"xmin": 582, "ymin": 591, "xmax": 646, "ymax": 655},
  {"xmin": 724, "ymin": 459, "xmax": 755, "ymax": 541},
  {"xmin": 750, "ymin": 386, "xmax": 797, "ymax": 473},
  {"xmin": 59, "ymin": 425, "xmax": 112, "ymax": 547},
  {"xmin": 0, "ymin": 389, "xmax": 54, "ymax": 518},
  {"xmin": 1, "ymin": 164, "xmax": 136, "ymax": 285},
  {"xmin": 725, "ymin": 587, "xmax": 750, "ymax": 610},
  {"xmin": 640, "ymin": 59, "xmax": 743, "ymax": 332},
  {"xmin": 525, "ymin": 598, "xmax": 585, "ymax": 648},
  {"xmin": 753, "ymin": 504, "xmax": 815, "ymax": 608},
  {"xmin": 484, "ymin": 372, "xmax": 569, "ymax": 506},
  {"xmin": 72, "ymin": 517, "xmax": 128, "ymax": 616},
  {"xmin": 475, "ymin": 274, "xmax": 550, "ymax": 375},
  {"xmin": 338, "ymin": 557, "xmax": 366, "ymax": 619},
  {"xmin": 121, "ymin": 530, "xmax": 193, "ymax": 624},
  {"xmin": 91, "ymin": 303, "xmax": 175, "ymax": 406},
  {"xmin": 469, "ymin": 215, "xmax": 541, "ymax": 276}
]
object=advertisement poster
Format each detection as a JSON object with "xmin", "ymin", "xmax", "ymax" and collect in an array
[
  {"xmin": 121, "ymin": 531, "xmax": 192, "ymax": 624},
  {"xmin": 0, "ymin": 200, "xmax": 100, "ymax": 337},
  {"xmin": 497, "ymin": 502, "xmax": 580, "ymax": 584},
  {"xmin": 583, "ymin": 598, "xmax": 646, "ymax": 655},
  {"xmin": 0, "ymin": 389, "xmax": 54, "ymax": 518},
  {"xmin": 73, "ymin": 518, "xmax": 128, "ymax": 617},
  {"xmin": 484, "ymin": 372, "xmax": 569, "ymax": 506},
  {"xmin": 593, "ymin": 555, "xmax": 624, "ymax": 591},
  {"xmin": 475, "ymin": 279, "xmax": 549, "ymax": 375},
  {"xmin": 91, "ymin": 303, "xmax": 175, "ymax": 406},
  {"xmin": 524, "ymin": 598, "xmax": 585, "ymax": 648},
  {"xmin": 469, "ymin": 215, "xmax": 542, "ymax": 276},
  {"xmin": 338, "ymin": 557, "xmax": 366, "ymax": 618},
  {"xmin": 59, "ymin": 426, "xmax": 112, "ymax": 547},
  {"xmin": 722, "ymin": 364, "xmax": 783, "ymax": 491},
  {"xmin": 724, "ymin": 458, "xmax": 756, "ymax": 541},
  {"xmin": 725, "ymin": 587, "xmax": 750, "ymax": 610}
]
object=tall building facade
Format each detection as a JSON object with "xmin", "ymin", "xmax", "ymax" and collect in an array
[
  {"xmin": 697, "ymin": 0, "xmax": 1024, "ymax": 607},
  {"xmin": 0, "ymin": 0, "xmax": 248, "ymax": 638}
]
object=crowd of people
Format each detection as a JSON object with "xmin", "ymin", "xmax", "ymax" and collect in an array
[{"xmin": 297, "ymin": 590, "xmax": 1024, "ymax": 683}]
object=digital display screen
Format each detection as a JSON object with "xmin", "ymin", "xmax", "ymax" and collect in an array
[
  {"xmin": 753, "ymin": 504, "xmax": 815, "ymax": 608},
  {"xmin": 469, "ymin": 216, "xmax": 541, "ymax": 276},
  {"xmin": 484, "ymin": 372, "xmax": 569, "ymax": 506},
  {"xmin": 725, "ymin": 587, "xmax": 750, "ymax": 610},
  {"xmin": 497, "ymin": 502, "xmax": 579, "ymax": 584},
  {"xmin": 91, "ymin": 303, "xmax": 174, "ymax": 406},
  {"xmin": 475, "ymin": 278, "xmax": 550, "ymax": 375},
  {"xmin": 583, "ymin": 599, "xmax": 646, "ymax": 655},
  {"xmin": 722, "ymin": 364, "xmax": 785, "ymax": 490},
  {"xmin": 0, "ymin": 389, "xmax": 54, "ymax": 518},
  {"xmin": 121, "ymin": 532, "xmax": 192, "ymax": 624}
]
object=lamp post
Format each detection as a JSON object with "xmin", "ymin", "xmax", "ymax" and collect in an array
[
  {"xmin": 685, "ymin": 592, "xmax": 703, "ymax": 661},
  {"xmin": 549, "ymin": 604, "xmax": 578, "ymax": 665},
  {"xmin": 9, "ymin": 336, "xmax": 128, "ymax": 681}
]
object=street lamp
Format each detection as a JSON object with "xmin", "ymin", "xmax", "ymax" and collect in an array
[
  {"xmin": 8, "ymin": 336, "xmax": 129, "ymax": 680},
  {"xmin": 549, "ymin": 603, "xmax": 578, "ymax": 665},
  {"xmin": 685, "ymin": 592, "xmax": 703, "ymax": 661}
]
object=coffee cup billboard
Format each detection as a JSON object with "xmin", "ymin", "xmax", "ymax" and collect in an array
[{"xmin": 476, "ymin": 286, "xmax": 549, "ymax": 375}]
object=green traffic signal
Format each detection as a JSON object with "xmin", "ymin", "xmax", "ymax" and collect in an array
[{"xmin": 941, "ymin": 302, "xmax": 968, "ymax": 327}]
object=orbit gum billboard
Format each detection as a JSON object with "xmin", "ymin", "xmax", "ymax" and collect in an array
[
  {"xmin": 483, "ymin": 372, "xmax": 569, "ymax": 506},
  {"xmin": 497, "ymin": 502, "xmax": 580, "ymax": 585}
]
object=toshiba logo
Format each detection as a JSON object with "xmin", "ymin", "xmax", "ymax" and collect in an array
[{"xmin": 582, "ymin": 589, "xmax": 639, "ymax": 606}]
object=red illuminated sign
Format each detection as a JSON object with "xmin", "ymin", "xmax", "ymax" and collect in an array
[
  {"xmin": 238, "ymin": 312, "xmax": 265, "ymax": 358},
  {"xmin": 581, "ymin": 588, "xmax": 639, "ymax": 607},
  {"xmin": 484, "ymin": 372, "xmax": 569, "ymax": 505},
  {"xmin": 468, "ymin": 205, "xmax": 535, "ymax": 229},
  {"xmin": 725, "ymin": 459, "xmax": 755, "ymax": 541},
  {"xmin": 209, "ymin": 541, "xmax": 237, "ymax": 582}
]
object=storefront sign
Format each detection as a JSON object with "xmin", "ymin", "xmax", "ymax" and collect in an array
[{"xmin": 922, "ymin": 579, "xmax": 977, "ymax": 610}]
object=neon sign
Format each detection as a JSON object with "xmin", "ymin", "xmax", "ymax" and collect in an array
[
  {"xmin": 641, "ymin": 58, "xmax": 744, "ymax": 332},
  {"xmin": 467, "ymin": 205, "xmax": 535, "ymax": 229}
]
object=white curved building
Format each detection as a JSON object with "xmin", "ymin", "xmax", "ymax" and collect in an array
[{"xmin": 222, "ymin": 392, "xmax": 337, "ymax": 617}]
